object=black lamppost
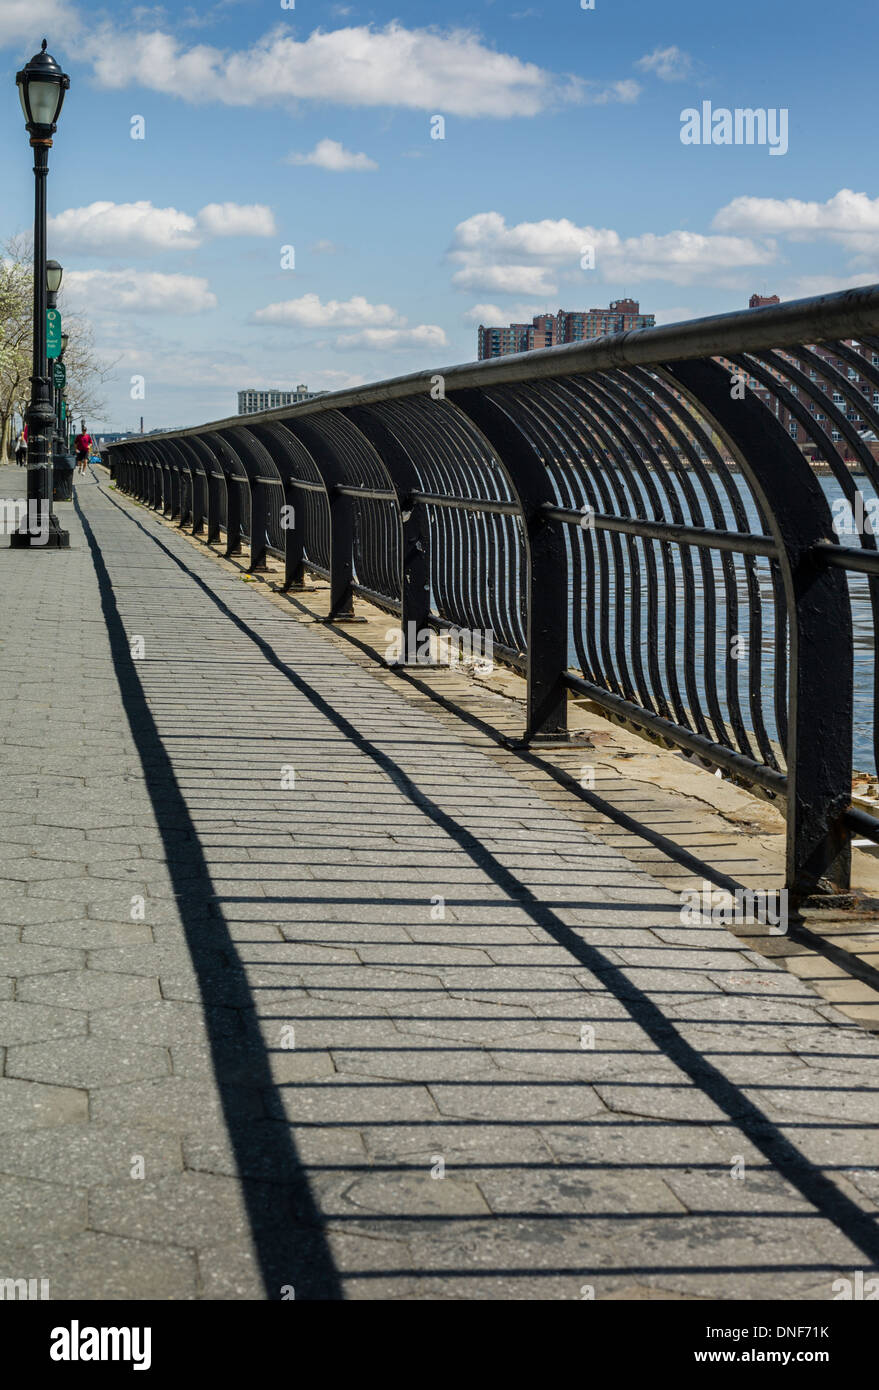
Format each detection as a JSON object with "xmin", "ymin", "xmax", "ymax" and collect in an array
[{"xmin": 12, "ymin": 40, "xmax": 69, "ymax": 548}]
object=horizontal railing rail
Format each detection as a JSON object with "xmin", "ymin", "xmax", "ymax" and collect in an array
[{"xmin": 105, "ymin": 283, "xmax": 879, "ymax": 902}]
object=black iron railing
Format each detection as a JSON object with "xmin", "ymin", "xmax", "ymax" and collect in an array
[{"xmin": 105, "ymin": 285, "xmax": 879, "ymax": 902}]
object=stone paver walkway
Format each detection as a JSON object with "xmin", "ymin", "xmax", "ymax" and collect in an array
[{"xmin": 1, "ymin": 463, "xmax": 878, "ymax": 1300}]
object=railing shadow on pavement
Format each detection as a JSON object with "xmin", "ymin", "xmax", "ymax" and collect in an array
[{"xmin": 82, "ymin": 485, "xmax": 879, "ymax": 1286}]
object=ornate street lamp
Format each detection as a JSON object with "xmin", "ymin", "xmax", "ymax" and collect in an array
[{"xmin": 12, "ymin": 40, "xmax": 69, "ymax": 548}]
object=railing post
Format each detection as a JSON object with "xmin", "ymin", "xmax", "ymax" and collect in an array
[
  {"xmin": 177, "ymin": 463, "xmax": 190, "ymax": 528},
  {"xmin": 667, "ymin": 359, "xmax": 853, "ymax": 902},
  {"xmin": 448, "ymin": 388, "xmax": 569, "ymax": 742},
  {"xmin": 225, "ymin": 475, "xmax": 242, "ymax": 556},
  {"xmin": 189, "ymin": 459, "xmax": 205, "ymax": 535},
  {"xmin": 204, "ymin": 460, "xmax": 221, "ymax": 543},
  {"xmin": 283, "ymin": 419, "xmax": 356, "ymax": 621},
  {"xmin": 326, "ymin": 488, "xmax": 355, "ymax": 619},
  {"xmin": 247, "ymin": 476, "xmax": 268, "ymax": 571},
  {"xmin": 281, "ymin": 479, "xmax": 307, "ymax": 589},
  {"xmin": 344, "ymin": 406, "xmax": 431, "ymax": 662}
]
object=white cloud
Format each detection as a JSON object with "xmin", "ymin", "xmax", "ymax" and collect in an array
[
  {"xmin": 463, "ymin": 301, "xmax": 547, "ymax": 323},
  {"xmin": 635, "ymin": 46, "xmax": 694, "ymax": 82},
  {"xmin": 449, "ymin": 211, "xmax": 776, "ymax": 291},
  {"xmin": 0, "ymin": 1, "xmax": 79, "ymax": 49},
  {"xmin": 463, "ymin": 303, "xmax": 507, "ymax": 323},
  {"xmin": 252, "ymin": 293, "xmax": 403, "ymax": 328},
  {"xmin": 286, "ymin": 138, "xmax": 377, "ymax": 172},
  {"xmin": 85, "ymin": 21, "xmax": 617, "ymax": 118},
  {"xmin": 47, "ymin": 199, "xmax": 276, "ymax": 255},
  {"xmin": 604, "ymin": 230, "xmax": 776, "ymax": 284},
  {"xmin": 333, "ymin": 325, "xmax": 448, "ymax": 350},
  {"xmin": 250, "ymin": 292, "xmax": 445, "ymax": 351},
  {"xmin": 312, "ymin": 369, "xmax": 365, "ymax": 389},
  {"xmin": 451, "ymin": 212, "xmax": 588, "ymax": 266},
  {"xmin": 453, "ymin": 264, "xmax": 560, "ymax": 296},
  {"xmin": 48, "ymin": 201, "xmax": 201, "ymax": 254},
  {"xmin": 713, "ymin": 189, "xmax": 879, "ymax": 254},
  {"xmin": 782, "ymin": 271, "xmax": 879, "ymax": 298},
  {"xmin": 310, "ymin": 239, "xmax": 341, "ymax": 254},
  {"xmin": 65, "ymin": 269, "xmax": 217, "ymax": 314},
  {"xmin": 584, "ymin": 79, "xmax": 641, "ymax": 105},
  {"xmin": 111, "ymin": 349, "xmax": 251, "ymax": 389},
  {"xmin": 196, "ymin": 202, "xmax": 276, "ymax": 236}
]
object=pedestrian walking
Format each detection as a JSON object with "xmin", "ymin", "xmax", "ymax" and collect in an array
[
  {"xmin": 74, "ymin": 426, "xmax": 92, "ymax": 476},
  {"xmin": 14, "ymin": 431, "xmax": 26, "ymax": 466}
]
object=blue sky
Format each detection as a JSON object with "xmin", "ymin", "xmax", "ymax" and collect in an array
[{"xmin": 1, "ymin": 0, "xmax": 876, "ymax": 431}]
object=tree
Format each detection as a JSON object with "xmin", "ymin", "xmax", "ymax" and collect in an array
[
  {"xmin": 0, "ymin": 236, "xmax": 33, "ymax": 460},
  {"xmin": 0, "ymin": 236, "xmax": 114, "ymax": 457},
  {"xmin": 58, "ymin": 312, "xmax": 115, "ymax": 441}
]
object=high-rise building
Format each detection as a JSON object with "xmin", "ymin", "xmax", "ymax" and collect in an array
[
  {"xmin": 237, "ymin": 385, "xmax": 323, "ymax": 415},
  {"xmin": 478, "ymin": 300, "xmax": 655, "ymax": 360}
]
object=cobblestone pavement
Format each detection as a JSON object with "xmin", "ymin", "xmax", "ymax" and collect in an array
[{"xmin": 1, "ymin": 464, "xmax": 878, "ymax": 1300}]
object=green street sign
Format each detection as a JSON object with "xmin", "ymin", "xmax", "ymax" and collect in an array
[
  {"xmin": 61, "ymin": 400, "xmax": 66, "ymax": 422},
  {"xmin": 47, "ymin": 308, "xmax": 62, "ymax": 359},
  {"xmin": 53, "ymin": 360, "xmax": 66, "ymax": 389}
]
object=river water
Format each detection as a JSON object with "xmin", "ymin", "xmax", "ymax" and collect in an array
[{"xmin": 567, "ymin": 473, "xmax": 876, "ymax": 775}]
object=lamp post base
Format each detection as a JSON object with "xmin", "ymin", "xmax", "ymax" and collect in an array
[{"xmin": 9, "ymin": 514, "xmax": 69, "ymax": 548}]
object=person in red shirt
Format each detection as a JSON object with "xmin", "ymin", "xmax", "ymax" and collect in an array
[{"xmin": 74, "ymin": 426, "xmax": 92, "ymax": 476}]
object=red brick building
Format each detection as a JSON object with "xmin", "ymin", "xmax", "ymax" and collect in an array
[
  {"xmin": 741, "ymin": 293, "xmax": 879, "ymax": 466},
  {"xmin": 478, "ymin": 299, "xmax": 655, "ymax": 360}
]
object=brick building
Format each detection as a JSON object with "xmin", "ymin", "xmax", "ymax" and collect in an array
[
  {"xmin": 739, "ymin": 294, "xmax": 879, "ymax": 465},
  {"xmin": 478, "ymin": 299, "xmax": 655, "ymax": 360}
]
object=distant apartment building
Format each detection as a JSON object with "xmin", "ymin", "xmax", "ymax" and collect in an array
[
  {"xmin": 478, "ymin": 299, "xmax": 656, "ymax": 360},
  {"xmin": 739, "ymin": 293, "xmax": 879, "ymax": 463},
  {"xmin": 237, "ymin": 385, "xmax": 322, "ymax": 415}
]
